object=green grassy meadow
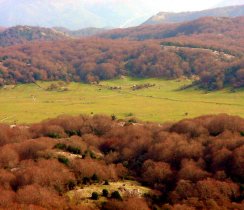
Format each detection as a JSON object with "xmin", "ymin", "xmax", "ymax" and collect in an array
[{"xmin": 0, "ymin": 77, "xmax": 243, "ymax": 124}]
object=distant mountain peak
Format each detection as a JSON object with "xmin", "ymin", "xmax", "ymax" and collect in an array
[
  {"xmin": 143, "ymin": 5, "xmax": 244, "ymax": 25},
  {"xmin": 0, "ymin": 25, "xmax": 70, "ymax": 47}
]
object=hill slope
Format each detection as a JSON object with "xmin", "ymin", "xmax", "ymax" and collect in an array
[
  {"xmin": 99, "ymin": 16, "xmax": 244, "ymax": 55},
  {"xmin": 0, "ymin": 113, "xmax": 243, "ymax": 209},
  {"xmin": 100, "ymin": 16, "xmax": 244, "ymax": 40},
  {"xmin": 143, "ymin": 5, "xmax": 244, "ymax": 25},
  {"xmin": 0, "ymin": 27, "xmax": 5, "ymax": 32},
  {"xmin": 0, "ymin": 37, "xmax": 243, "ymax": 89},
  {"xmin": 54, "ymin": 27, "xmax": 108, "ymax": 37},
  {"xmin": 0, "ymin": 26, "xmax": 70, "ymax": 47}
]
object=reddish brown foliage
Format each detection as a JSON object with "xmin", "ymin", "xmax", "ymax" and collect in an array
[
  {"xmin": 0, "ymin": 114, "xmax": 243, "ymax": 209},
  {"xmin": 0, "ymin": 32, "xmax": 243, "ymax": 89},
  {"xmin": 16, "ymin": 184, "xmax": 66, "ymax": 209},
  {"xmin": 104, "ymin": 198, "xmax": 150, "ymax": 210}
]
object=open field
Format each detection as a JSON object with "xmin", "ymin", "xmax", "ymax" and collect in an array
[
  {"xmin": 67, "ymin": 180, "xmax": 152, "ymax": 208},
  {"xmin": 68, "ymin": 180, "xmax": 151, "ymax": 200},
  {"xmin": 0, "ymin": 77, "xmax": 243, "ymax": 124}
]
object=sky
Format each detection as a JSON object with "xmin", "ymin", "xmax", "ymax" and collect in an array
[
  {"xmin": 82, "ymin": 0, "xmax": 229, "ymax": 27},
  {"xmin": 84, "ymin": 0, "xmax": 225, "ymax": 13},
  {"xmin": 0, "ymin": 0, "xmax": 243, "ymax": 29}
]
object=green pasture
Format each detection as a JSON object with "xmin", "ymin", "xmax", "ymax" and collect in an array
[{"xmin": 0, "ymin": 77, "xmax": 243, "ymax": 124}]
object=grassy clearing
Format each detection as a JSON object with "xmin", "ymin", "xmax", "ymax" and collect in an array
[
  {"xmin": 68, "ymin": 180, "xmax": 151, "ymax": 200},
  {"xmin": 67, "ymin": 180, "xmax": 152, "ymax": 208},
  {"xmin": 0, "ymin": 77, "xmax": 243, "ymax": 124}
]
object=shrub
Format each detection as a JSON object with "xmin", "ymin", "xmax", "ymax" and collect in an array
[
  {"xmin": 102, "ymin": 189, "xmax": 109, "ymax": 197},
  {"xmin": 47, "ymin": 132, "xmax": 61, "ymax": 139},
  {"xmin": 91, "ymin": 174, "xmax": 99, "ymax": 182},
  {"xmin": 58, "ymin": 156, "xmax": 69, "ymax": 165},
  {"xmin": 67, "ymin": 180, "xmax": 76, "ymax": 190},
  {"xmin": 66, "ymin": 130, "xmax": 81, "ymax": 137},
  {"xmin": 111, "ymin": 114, "xmax": 117, "ymax": 121},
  {"xmin": 82, "ymin": 177, "xmax": 90, "ymax": 185},
  {"xmin": 67, "ymin": 145, "xmax": 81, "ymax": 154},
  {"xmin": 16, "ymin": 184, "xmax": 66, "ymax": 209},
  {"xmin": 91, "ymin": 192, "xmax": 99, "ymax": 200},
  {"xmin": 89, "ymin": 150, "xmax": 96, "ymax": 159},
  {"xmin": 104, "ymin": 180, "xmax": 109, "ymax": 185},
  {"xmin": 111, "ymin": 191, "xmax": 122, "ymax": 200},
  {"xmin": 54, "ymin": 143, "xmax": 67, "ymax": 150}
]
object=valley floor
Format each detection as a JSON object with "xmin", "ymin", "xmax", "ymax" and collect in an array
[{"xmin": 0, "ymin": 77, "xmax": 243, "ymax": 124}]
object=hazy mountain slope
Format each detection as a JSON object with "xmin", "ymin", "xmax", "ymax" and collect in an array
[
  {"xmin": 0, "ymin": 0, "xmax": 151, "ymax": 29},
  {"xmin": 54, "ymin": 27, "xmax": 109, "ymax": 37},
  {"xmin": 0, "ymin": 26, "xmax": 70, "ymax": 47},
  {"xmin": 143, "ymin": 5, "xmax": 244, "ymax": 25},
  {"xmin": 99, "ymin": 16, "xmax": 244, "ymax": 55},
  {"xmin": 100, "ymin": 16, "xmax": 244, "ymax": 40},
  {"xmin": 0, "ymin": 27, "xmax": 6, "ymax": 32},
  {"xmin": 0, "ymin": 0, "xmax": 105, "ymax": 30}
]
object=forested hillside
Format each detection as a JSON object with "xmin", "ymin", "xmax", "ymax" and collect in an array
[
  {"xmin": 54, "ymin": 27, "xmax": 108, "ymax": 37},
  {"xmin": 0, "ymin": 37, "xmax": 243, "ymax": 90},
  {"xmin": 0, "ymin": 114, "xmax": 243, "ymax": 209},
  {"xmin": 143, "ymin": 5, "xmax": 244, "ymax": 25},
  {"xmin": 0, "ymin": 17, "xmax": 243, "ymax": 90},
  {"xmin": 99, "ymin": 17, "xmax": 244, "ymax": 47},
  {"xmin": 0, "ymin": 26, "xmax": 70, "ymax": 47}
]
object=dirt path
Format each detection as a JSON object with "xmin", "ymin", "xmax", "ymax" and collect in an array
[{"xmin": 161, "ymin": 44, "xmax": 235, "ymax": 59}]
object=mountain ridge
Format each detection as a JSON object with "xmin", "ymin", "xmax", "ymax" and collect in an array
[
  {"xmin": 53, "ymin": 27, "xmax": 109, "ymax": 37},
  {"xmin": 0, "ymin": 25, "xmax": 70, "ymax": 47},
  {"xmin": 143, "ymin": 4, "xmax": 244, "ymax": 25}
]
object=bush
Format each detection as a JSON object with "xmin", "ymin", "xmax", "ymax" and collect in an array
[
  {"xmin": 104, "ymin": 180, "xmax": 109, "ymax": 185},
  {"xmin": 91, "ymin": 192, "xmax": 99, "ymax": 200},
  {"xmin": 54, "ymin": 143, "xmax": 67, "ymax": 150},
  {"xmin": 47, "ymin": 132, "xmax": 61, "ymax": 139},
  {"xmin": 111, "ymin": 114, "xmax": 117, "ymax": 121},
  {"xmin": 102, "ymin": 189, "xmax": 109, "ymax": 197},
  {"xmin": 91, "ymin": 174, "xmax": 99, "ymax": 182},
  {"xmin": 67, "ymin": 145, "xmax": 81, "ymax": 154},
  {"xmin": 58, "ymin": 156, "xmax": 69, "ymax": 165},
  {"xmin": 89, "ymin": 151, "xmax": 96, "ymax": 159},
  {"xmin": 66, "ymin": 130, "xmax": 81, "ymax": 137},
  {"xmin": 82, "ymin": 177, "xmax": 90, "ymax": 185},
  {"xmin": 111, "ymin": 191, "xmax": 122, "ymax": 200},
  {"xmin": 67, "ymin": 180, "xmax": 76, "ymax": 190}
]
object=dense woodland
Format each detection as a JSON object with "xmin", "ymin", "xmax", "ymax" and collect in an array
[
  {"xmin": 99, "ymin": 17, "xmax": 244, "ymax": 52},
  {"xmin": 0, "ymin": 26, "xmax": 69, "ymax": 47},
  {"xmin": 0, "ymin": 17, "xmax": 243, "ymax": 90},
  {"xmin": 0, "ymin": 18, "xmax": 243, "ymax": 90},
  {"xmin": 0, "ymin": 7, "xmax": 243, "ymax": 210},
  {"xmin": 0, "ymin": 38, "xmax": 243, "ymax": 90},
  {"xmin": 0, "ymin": 114, "xmax": 243, "ymax": 209}
]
